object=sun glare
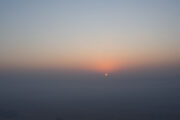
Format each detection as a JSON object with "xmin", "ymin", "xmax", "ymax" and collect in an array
[{"xmin": 93, "ymin": 59, "xmax": 117, "ymax": 73}]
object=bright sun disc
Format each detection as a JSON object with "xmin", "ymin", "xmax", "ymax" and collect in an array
[{"xmin": 104, "ymin": 73, "xmax": 108, "ymax": 77}]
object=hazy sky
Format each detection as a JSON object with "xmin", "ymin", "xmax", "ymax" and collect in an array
[{"xmin": 0, "ymin": 0, "xmax": 180, "ymax": 72}]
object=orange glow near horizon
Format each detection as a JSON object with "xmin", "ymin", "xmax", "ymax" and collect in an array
[
  {"xmin": 1, "ymin": 56, "xmax": 178, "ymax": 73},
  {"xmin": 89, "ymin": 56, "xmax": 138, "ymax": 73},
  {"xmin": 0, "ymin": 56, "xmax": 133, "ymax": 73},
  {"xmin": 93, "ymin": 61, "xmax": 116, "ymax": 73},
  {"xmin": 89, "ymin": 58, "xmax": 121, "ymax": 73},
  {"xmin": 2, "ymin": 51, "xmax": 174, "ymax": 73}
]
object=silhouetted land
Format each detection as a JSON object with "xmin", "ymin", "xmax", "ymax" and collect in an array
[{"xmin": 0, "ymin": 66, "xmax": 180, "ymax": 120}]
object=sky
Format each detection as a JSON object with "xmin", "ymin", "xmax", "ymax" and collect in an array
[{"xmin": 0, "ymin": 0, "xmax": 180, "ymax": 72}]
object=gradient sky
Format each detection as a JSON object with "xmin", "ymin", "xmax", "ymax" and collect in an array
[{"xmin": 0, "ymin": 0, "xmax": 180, "ymax": 72}]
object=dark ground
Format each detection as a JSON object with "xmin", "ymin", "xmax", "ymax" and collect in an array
[{"xmin": 0, "ymin": 66, "xmax": 180, "ymax": 120}]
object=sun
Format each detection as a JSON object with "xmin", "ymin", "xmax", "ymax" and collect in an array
[
  {"xmin": 104, "ymin": 72, "xmax": 113, "ymax": 79},
  {"xmin": 104, "ymin": 73, "xmax": 109, "ymax": 77}
]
